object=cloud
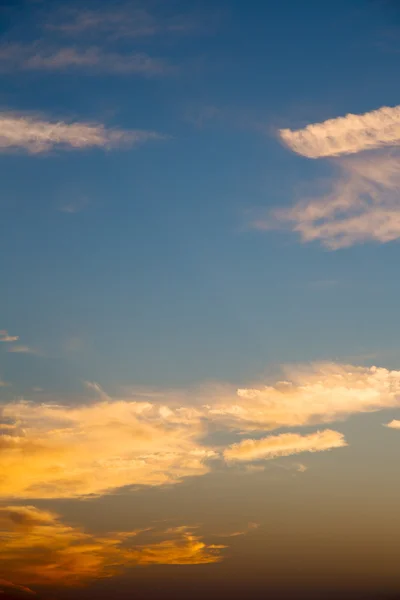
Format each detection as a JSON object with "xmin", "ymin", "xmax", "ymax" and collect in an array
[
  {"xmin": 0, "ymin": 396, "xmax": 215, "ymax": 499},
  {"xmin": 256, "ymin": 152, "xmax": 400, "ymax": 249},
  {"xmin": 258, "ymin": 105, "xmax": 400, "ymax": 249},
  {"xmin": 207, "ymin": 363, "xmax": 400, "ymax": 431},
  {"xmin": 0, "ymin": 579, "xmax": 35, "ymax": 596},
  {"xmin": 0, "ymin": 330, "xmax": 19, "ymax": 343},
  {"xmin": 0, "ymin": 43, "xmax": 174, "ymax": 76},
  {"xmin": 0, "ymin": 114, "xmax": 162, "ymax": 154},
  {"xmin": 385, "ymin": 419, "xmax": 400, "ymax": 429},
  {"xmin": 7, "ymin": 346, "xmax": 36, "ymax": 354},
  {"xmin": 224, "ymin": 430, "xmax": 347, "ymax": 462},
  {"xmin": 46, "ymin": 6, "xmax": 198, "ymax": 38},
  {"xmin": 1, "ymin": 362, "xmax": 397, "ymax": 499},
  {"xmin": 0, "ymin": 506, "xmax": 225, "ymax": 589},
  {"xmin": 279, "ymin": 105, "xmax": 400, "ymax": 158}
]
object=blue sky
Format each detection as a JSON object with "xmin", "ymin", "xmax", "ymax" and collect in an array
[
  {"xmin": 2, "ymin": 0, "xmax": 400, "ymax": 394},
  {"xmin": 3, "ymin": 1, "xmax": 400, "ymax": 598}
]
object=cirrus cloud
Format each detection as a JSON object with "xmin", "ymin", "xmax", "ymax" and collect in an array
[
  {"xmin": 0, "ymin": 43, "xmax": 174, "ymax": 76},
  {"xmin": 279, "ymin": 105, "xmax": 400, "ymax": 158},
  {"xmin": 259, "ymin": 105, "xmax": 400, "ymax": 249},
  {"xmin": 0, "ymin": 113, "xmax": 162, "ymax": 154}
]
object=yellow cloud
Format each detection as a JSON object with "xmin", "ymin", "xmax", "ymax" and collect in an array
[
  {"xmin": 208, "ymin": 363, "xmax": 400, "ymax": 431},
  {"xmin": 224, "ymin": 429, "xmax": 347, "ymax": 462},
  {"xmin": 0, "ymin": 398, "xmax": 215, "ymax": 499},
  {"xmin": 385, "ymin": 419, "xmax": 400, "ymax": 429},
  {"xmin": 0, "ymin": 506, "xmax": 225, "ymax": 589}
]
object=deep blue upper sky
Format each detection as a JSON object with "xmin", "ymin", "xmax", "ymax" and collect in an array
[{"xmin": 1, "ymin": 0, "xmax": 400, "ymax": 394}]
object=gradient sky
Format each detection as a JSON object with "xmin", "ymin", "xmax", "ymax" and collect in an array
[{"xmin": 2, "ymin": 1, "xmax": 400, "ymax": 599}]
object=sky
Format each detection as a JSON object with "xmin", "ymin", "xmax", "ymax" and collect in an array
[{"xmin": 2, "ymin": 0, "xmax": 400, "ymax": 598}]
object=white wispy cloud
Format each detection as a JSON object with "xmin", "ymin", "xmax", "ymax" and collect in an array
[
  {"xmin": 0, "ymin": 113, "xmax": 162, "ymax": 154},
  {"xmin": 256, "ymin": 152, "xmax": 400, "ymax": 249},
  {"xmin": 0, "ymin": 43, "xmax": 174, "ymax": 76},
  {"xmin": 46, "ymin": 5, "xmax": 198, "ymax": 39},
  {"xmin": 279, "ymin": 105, "xmax": 400, "ymax": 158},
  {"xmin": 257, "ymin": 104, "xmax": 400, "ymax": 249},
  {"xmin": 0, "ymin": 330, "xmax": 19, "ymax": 342},
  {"xmin": 224, "ymin": 430, "xmax": 347, "ymax": 462}
]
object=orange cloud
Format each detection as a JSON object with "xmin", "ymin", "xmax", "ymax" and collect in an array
[
  {"xmin": 223, "ymin": 429, "xmax": 347, "ymax": 462},
  {"xmin": 0, "ymin": 506, "xmax": 225, "ymax": 589}
]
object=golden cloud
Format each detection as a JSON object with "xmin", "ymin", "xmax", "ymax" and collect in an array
[
  {"xmin": 207, "ymin": 363, "xmax": 400, "ymax": 431},
  {"xmin": 1, "ymin": 362, "xmax": 396, "ymax": 500},
  {"xmin": 0, "ymin": 506, "xmax": 225, "ymax": 589},
  {"xmin": 0, "ymin": 398, "xmax": 215, "ymax": 499},
  {"xmin": 223, "ymin": 429, "xmax": 347, "ymax": 462}
]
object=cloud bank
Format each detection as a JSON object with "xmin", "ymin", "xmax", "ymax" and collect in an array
[{"xmin": 0, "ymin": 114, "xmax": 161, "ymax": 153}]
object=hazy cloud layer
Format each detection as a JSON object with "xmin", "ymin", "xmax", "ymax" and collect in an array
[
  {"xmin": 0, "ymin": 43, "xmax": 173, "ymax": 76},
  {"xmin": 0, "ymin": 114, "xmax": 161, "ymax": 153},
  {"xmin": 0, "ymin": 506, "xmax": 225, "ymax": 588},
  {"xmin": 224, "ymin": 430, "xmax": 347, "ymax": 462},
  {"xmin": 279, "ymin": 105, "xmax": 400, "ymax": 158}
]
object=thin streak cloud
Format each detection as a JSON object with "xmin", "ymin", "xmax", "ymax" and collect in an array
[
  {"xmin": 0, "ymin": 43, "xmax": 174, "ymax": 76},
  {"xmin": 0, "ymin": 114, "xmax": 162, "ymax": 154},
  {"xmin": 46, "ymin": 5, "xmax": 199, "ymax": 39},
  {"xmin": 224, "ymin": 430, "xmax": 347, "ymax": 462}
]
